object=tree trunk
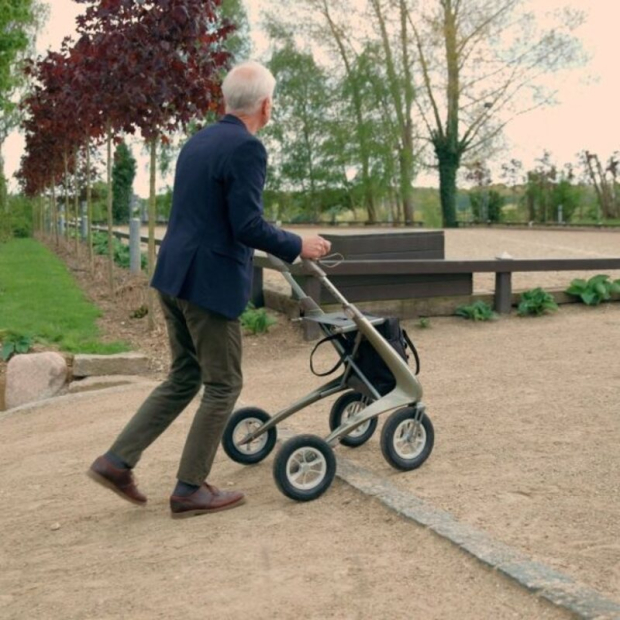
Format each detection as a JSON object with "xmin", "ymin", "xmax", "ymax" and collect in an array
[
  {"xmin": 86, "ymin": 139, "xmax": 94, "ymax": 271},
  {"xmin": 147, "ymin": 137, "xmax": 157, "ymax": 331},
  {"xmin": 399, "ymin": 141, "xmax": 415, "ymax": 224},
  {"xmin": 106, "ymin": 124, "xmax": 114, "ymax": 293},
  {"xmin": 370, "ymin": 0, "xmax": 415, "ymax": 224},
  {"xmin": 73, "ymin": 148, "xmax": 79, "ymax": 255},
  {"xmin": 443, "ymin": 3, "xmax": 460, "ymax": 229},
  {"xmin": 51, "ymin": 178, "xmax": 58, "ymax": 246},
  {"xmin": 39, "ymin": 196, "xmax": 44, "ymax": 233},
  {"xmin": 320, "ymin": 0, "xmax": 377, "ymax": 224},
  {"xmin": 436, "ymin": 148, "xmax": 459, "ymax": 228},
  {"xmin": 63, "ymin": 151, "xmax": 71, "ymax": 240}
]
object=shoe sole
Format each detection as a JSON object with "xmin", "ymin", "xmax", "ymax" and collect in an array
[
  {"xmin": 86, "ymin": 469, "xmax": 147, "ymax": 507},
  {"xmin": 170, "ymin": 497, "xmax": 246, "ymax": 519}
]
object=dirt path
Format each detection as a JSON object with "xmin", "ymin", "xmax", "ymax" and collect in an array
[
  {"xmin": 0, "ymin": 387, "xmax": 570, "ymax": 620},
  {"xmin": 3, "ymin": 228, "xmax": 617, "ymax": 618},
  {"xmin": 240, "ymin": 303, "xmax": 620, "ymax": 602}
]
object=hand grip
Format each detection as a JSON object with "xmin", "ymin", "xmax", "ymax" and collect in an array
[{"xmin": 301, "ymin": 258, "xmax": 326, "ymax": 277}]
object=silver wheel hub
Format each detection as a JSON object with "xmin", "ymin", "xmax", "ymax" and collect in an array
[
  {"xmin": 233, "ymin": 417, "xmax": 268, "ymax": 455},
  {"xmin": 286, "ymin": 447, "xmax": 327, "ymax": 490},
  {"xmin": 394, "ymin": 419, "xmax": 426, "ymax": 460}
]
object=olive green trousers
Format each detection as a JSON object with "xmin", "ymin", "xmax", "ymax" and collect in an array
[{"xmin": 109, "ymin": 292, "xmax": 242, "ymax": 485}]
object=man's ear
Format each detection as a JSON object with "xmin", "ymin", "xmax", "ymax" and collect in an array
[{"xmin": 262, "ymin": 97, "xmax": 272, "ymax": 116}]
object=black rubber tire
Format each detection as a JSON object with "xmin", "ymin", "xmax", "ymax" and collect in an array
[
  {"xmin": 329, "ymin": 391, "xmax": 377, "ymax": 448},
  {"xmin": 380, "ymin": 406, "xmax": 434, "ymax": 471},
  {"xmin": 273, "ymin": 434, "xmax": 336, "ymax": 502},
  {"xmin": 221, "ymin": 407, "xmax": 277, "ymax": 465}
]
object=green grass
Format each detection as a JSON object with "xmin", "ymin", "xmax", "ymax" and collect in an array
[{"xmin": 0, "ymin": 239, "xmax": 130, "ymax": 354}]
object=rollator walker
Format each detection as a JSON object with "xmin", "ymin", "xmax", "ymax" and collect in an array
[{"xmin": 221, "ymin": 255, "xmax": 434, "ymax": 501}]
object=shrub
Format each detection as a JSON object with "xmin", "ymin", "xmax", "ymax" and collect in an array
[
  {"xmin": 1, "ymin": 331, "xmax": 34, "ymax": 361},
  {"xmin": 517, "ymin": 288, "xmax": 559, "ymax": 317},
  {"xmin": 240, "ymin": 304, "xmax": 276, "ymax": 334},
  {"xmin": 456, "ymin": 300, "xmax": 497, "ymax": 321},
  {"xmin": 565, "ymin": 275, "xmax": 620, "ymax": 306}
]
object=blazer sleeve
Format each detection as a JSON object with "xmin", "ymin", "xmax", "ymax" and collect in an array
[{"xmin": 225, "ymin": 138, "xmax": 302, "ymax": 264}]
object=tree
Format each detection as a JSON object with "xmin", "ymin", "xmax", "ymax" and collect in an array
[
  {"xmin": 265, "ymin": 39, "xmax": 337, "ymax": 221},
  {"xmin": 367, "ymin": 0, "xmax": 417, "ymax": 224},
  {"xmin": 75, "ymin": 0, "xmax": 233, "ymax": 323},
  {"xmin": 407, "ymin": 0, "xmax": 585, "ymax": 227},
  {"xmin": 303, "ymin": 0, "xmax": 379, "ymax": 223},
  {"xmin": 112, "ymin": 140, "xmax": 136, "ymax": 223},
  {"xmin": 220, "ymin": 0, "xmax": 252, "ymax": 62},
  {"xmin": 523, "ymin": 152, "xmax": 580, "ymax": 223},
  {"xmin": 0, "ymin": 0, "xmax": 45, "ymax": 218},
  {"xmin": 580, "ymin": 150, "xmax": 620, "ymax": 221}
]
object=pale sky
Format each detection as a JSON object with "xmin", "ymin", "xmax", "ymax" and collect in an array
[{"xmin": 3, "ymin": 0, "xmax": 619, "ymax": 195}]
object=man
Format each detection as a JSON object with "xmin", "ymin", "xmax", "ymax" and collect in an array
[{"xmin": 88, "ymin": 61, "xmax": 331, "ymax": 519}]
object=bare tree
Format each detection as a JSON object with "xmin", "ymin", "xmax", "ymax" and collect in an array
[
  {"xmin": 581, "ymin": 150, "xmax": 620, "ymax": 220},
  {"xmin": 368, "ymin": 0, "xmax": 416, "ymax": 223},
  {"xmin": 405, "ymin": 0, "xmax": 585, "ymax": 226}
]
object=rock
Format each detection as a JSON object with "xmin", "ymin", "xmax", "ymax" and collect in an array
[
  {"xmin": 50, "ymin": 523, "xmax": 61, "ymax": 531},
  {"xmin": 5, "ymin": 352, "xmax": 68, "ymax": 410},
  {"xmin": 72, "ymin": 352, "xmax": 150, "ymax": 378}
]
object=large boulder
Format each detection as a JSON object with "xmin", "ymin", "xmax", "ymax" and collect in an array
[
  {"xmin": 72, "ymin": 352, "xmax": 150, "ymax": 378},
  {"xmin": 5, "ymin": 352, "xmax": 68, "ymax": 410}
]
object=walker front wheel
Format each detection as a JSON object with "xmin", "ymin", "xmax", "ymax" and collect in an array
[
  {"xmin": 380, "ymin": 407, "xmax": 434, "ymax": 471},
  {"xmin": 222, "ymin": 407, "xmax": 277, "ymax": 465},
  {"xmin": 329, "ymin": 391, "xmax": 377, "ymax": 448},
  {"xmin": 273, "ymin": 434, "xmax": 336, "ymax": 501}
]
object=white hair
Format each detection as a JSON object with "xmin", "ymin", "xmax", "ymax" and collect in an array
[{"xmin": 222, "ymin": 61, "xmax": 276, "ymax": 115}]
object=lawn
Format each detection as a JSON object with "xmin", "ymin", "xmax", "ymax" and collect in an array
[{"xmin": 0, "ymin": 238, "xmax": 129, "ymax": 354}]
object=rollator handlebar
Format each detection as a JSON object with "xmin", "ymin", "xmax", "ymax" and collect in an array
[
  {"xmin": 301, "ymin": 258, "xmax": 327, "ymax": 277},
  {"xmin": 266, "ymin": 254, "xmax": 290, "ymax": 272},
  {"xmin": 265, "ymin": 254, "xmax": 328, "ymax": 278}
]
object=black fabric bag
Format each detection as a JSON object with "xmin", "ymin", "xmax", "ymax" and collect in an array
[{"xmin": 310, "ymin": 317, "xmax": 420, "ymax": 396}]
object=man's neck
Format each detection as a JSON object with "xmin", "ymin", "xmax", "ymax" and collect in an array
[{"xmin": 227, "ymin": 112, "xmax": 261, "ymax": 135}]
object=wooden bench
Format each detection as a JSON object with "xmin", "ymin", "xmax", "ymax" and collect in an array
[{"xmin": 293, "ymin": 232, "xmax": 473, "ymax": 305}]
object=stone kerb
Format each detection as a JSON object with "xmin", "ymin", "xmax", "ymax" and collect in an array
[
  {"xmin": 5, "ymin": 352, "xmax": 68, "ymax": 410},
  {"xmin": 72, "ymin": 352, "xmax": 150, "ymax": 378}
]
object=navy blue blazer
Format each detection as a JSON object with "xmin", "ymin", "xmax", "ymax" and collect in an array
[{"xmin": 151, "ymin": 115, "xmax": 302, "ymax": 319}]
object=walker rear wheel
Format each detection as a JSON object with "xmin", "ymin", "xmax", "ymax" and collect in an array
[
  {"xmin": 329, "ymin": 391, "xmax": 377, "ymax": 447},
  {"xmin": 380, "ymin": 407, "xmax": 434, "ymax": 471},
  {"xmin": 273, "ymin": 434, "xmax": 336, "ymax": 501},
  {"xmin": 222, "ymin": 407, "xmax": 277, "ymax": 465}
]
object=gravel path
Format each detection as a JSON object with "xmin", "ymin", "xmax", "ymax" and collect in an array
[{"xmin": 0, "ymin": 386, "xmax": 571, "ymax": 620}]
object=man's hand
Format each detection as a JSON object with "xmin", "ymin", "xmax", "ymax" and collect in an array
[{"xmin": 300, "ymin": 235, "xmax": 332, "ymax": 260}]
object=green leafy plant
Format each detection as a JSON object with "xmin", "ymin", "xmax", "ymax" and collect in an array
[
  {"xmin": 565, "ymin": 275, "xmax": 620, "ymax": 306},
  {"xmin": 417, "ymin": 317, "xmax": 431, "ymax": 329},
  {"xmin": 1, "ymin": 332, "xmax": 34, "ymax": 361},
  {"xmin": 130, "ymin": 305, "xmax": 148, "ymax": 319},
  {"xmin": 517, "ymin": 288, "xmax": 559, "ymax": 317},
  {"xmin": 456, "ymin": 300, "xmax": 497, "ymax": 321},
  {"xmin": 240, "ymin": 304, "xmax": 277, "ymax": 334}
]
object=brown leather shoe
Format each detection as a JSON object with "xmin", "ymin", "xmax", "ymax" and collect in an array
[
  {"xmin": 170, "ymin": 483, "xmax": 245, "ymax": 519},
  {"xmin": 87, "ymin": 456, "xmax": 147, "ymax": 506}
]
